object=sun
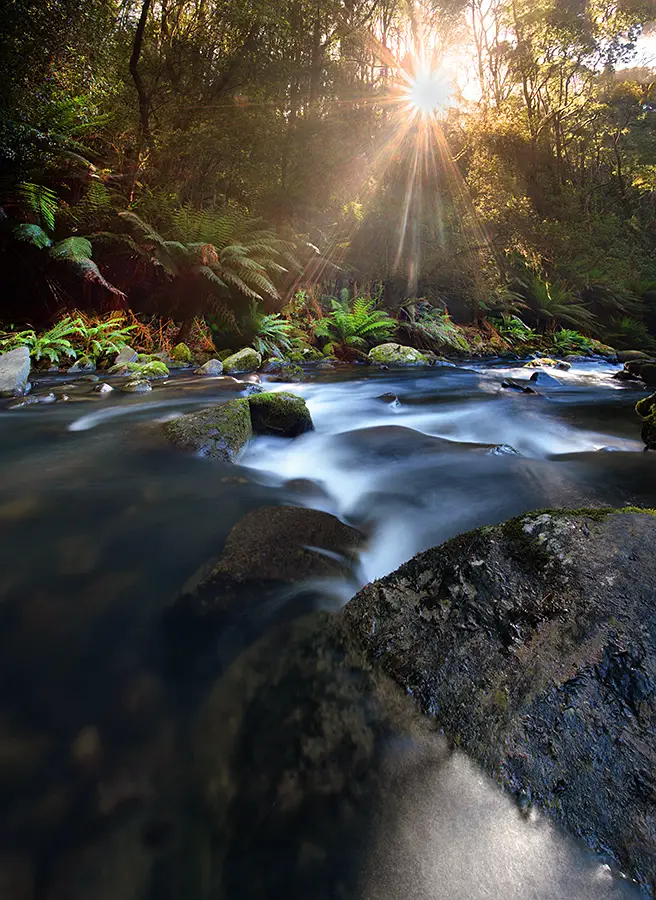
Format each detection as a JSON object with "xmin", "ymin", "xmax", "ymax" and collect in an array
[{"xmin": 404, "ymin": 67, "xmax": 451, "ymax": 116}]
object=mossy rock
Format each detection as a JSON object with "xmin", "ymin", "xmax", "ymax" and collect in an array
[
  {"xmin": 222, "ymin": 348, "xmax": 262, "ymax": 373},
  {"xmin": 248, "ymin": 391, "xmax": 313, "ymax": 437},
  {"xmin": 163, "ymin": 398, "xmax": 252, "ymax": 461},
  {"xmin": 368, "ymin": 343, "xmax": 429, "ymax": 366},
  {"xmin": 126, "ymin": 360, "xmax": 170, "ymax": 379},
  {"xmin": 636, "ymin": 392, "xmax": 656, "ymax": 448},
  {"xmin": 216, "ymin": 349, "xmax": 234, "ymax": 362},
  {"xmin": 171, "ymin": 342, "xmax": 193, "ymax": 363}
]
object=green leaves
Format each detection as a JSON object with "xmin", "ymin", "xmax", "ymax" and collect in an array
[
  {"xmin": 313, "ymin": 295, "xmax": 396, "ymax": 355},
  {"xmin": 12, "ymin": 223, "xmax": 52, "ymax": 249},
  {"xmin": 16, "ymin": 182, "xmax": 58, "ymax": 231}
]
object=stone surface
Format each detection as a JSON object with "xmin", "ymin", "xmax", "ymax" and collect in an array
[
  {"xmin": 163, "ymin": 398, "xmax": 252, "ymax": 461},
  {"xmin": 529, "ymin": 370, "xmax": 561, "ymax": 386},
  {"xmin": 114, "ymin": 345, "xmax": 138, "ymax": 365},
  {"xmin": 121, "ymin": 380, "xmax": 152, "ymax": 394},
  {"xmin": 194, "ymin": 359, "xmax": 223, "ymax": 376},
  {"xmin": 247, "ymin": 391, "xmax": 313, "ymax": 437},
  {"xmin": 0, "ymin": 347, "xmax": 31, "ymax": 397},
  {"xmin": 172, "ymin": 506, "xmax": 363, "ymax": 624},
  {"xmin": 617, "ymin": 350, "xmax": 649, "ymax": 363},
  {"xmin": 171, "ymin": 342, "xmax": 192, "ymax": 363},
  {"xmin": 368, "ymin": 343, "xmax": 429, "ymax": 366},
  {"xmin": 343, "ymin": 508, "xmax": 656, "ymax": 891},
  {"xmin": 94, "ymin": 383, "xmax": 114, "ymax": 394},
  {"xmin": 222, "ymin": 348, "xmax": 262, "ymax": 374},
  {"xmin": 636, "ymin": 392, "xmax": 656, "ymax": 449}
]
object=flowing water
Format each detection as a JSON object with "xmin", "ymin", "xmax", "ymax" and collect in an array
[{"xmin": 0, "ymin": 360, "xmax": 652, "ymax": 899}]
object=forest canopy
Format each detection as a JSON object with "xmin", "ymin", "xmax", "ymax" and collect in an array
[{"xmin": 1, "ymin": 0, "xmax": 656, "ymax": 348}]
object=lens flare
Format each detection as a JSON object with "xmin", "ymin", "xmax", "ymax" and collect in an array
[{"xmin": 404, "ymin": 68, "xmax": 451, "ymax": 116}]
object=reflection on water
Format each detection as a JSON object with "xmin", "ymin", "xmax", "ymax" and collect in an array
[{"xmin": 0, "ymin": 360, "xmax": 651, "ymax": 898}]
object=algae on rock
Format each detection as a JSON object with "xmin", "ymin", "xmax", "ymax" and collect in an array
[
  {"xmin": 163, "ymin": 398, "xmax": 252, "ymax": 461},
  {"xmin": 248, "ymin": 391, "xmax": 313, "ymax": 436}
]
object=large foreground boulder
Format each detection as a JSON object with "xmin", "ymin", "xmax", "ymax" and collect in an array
[
  {"xmin": 248, "ymin": 391, "xmax": 313, "ymax": 436},
  {"xmin": 163, "ymin": 398, "xmax": 252, "ymax": 461},
  {"xmin": 368, "ymin": 343, "xmax": 430, "ymax": 366},
  {"xmin": 0, "ymin": 347, "xmax": 30, "ymax": 397},
  {"xmin": 343, "ymin": 508, "xmax": 656, "ymax": 891}
]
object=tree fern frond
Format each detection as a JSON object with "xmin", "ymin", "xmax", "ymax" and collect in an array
[{"xmin": 13, "ymin": 223, "xmax": 52, "ymax": 249}]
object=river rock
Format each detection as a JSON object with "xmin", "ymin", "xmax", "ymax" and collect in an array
[
  {"xmin": 368, "ymin": 344, "xmax": 429, "ymax": 366},
  {"xmin": 222, "ymin": 348, "xmax": 262, "ymax": 374},
  {"xmin": 194, "ymin": 359, "xmax": 223, "ymax": 376},
  {"xmin": 0, "ymin": 347, "xmax": 30, "ymax": 397},
  {"xmin": 121, "ymin": 380, "xmax": 152, "ymax": 394},
  {"xmin": 617, "ymin": 350, "xmax": 649, "ymax": 363},
  {"xmin": 247, "ymin": 391, "xmax": 313, "ymax": 437},
  {"xmin": 94, "ymin": 383, "xmax": 114, "ymax": 394},
  {"xmin": 342, "ymin": 508, "xmax": 656, "ymax": 891},
  {"xmin": 173, "ymin": 506, "xmax": 363, "ymax": 624},
  {"xmin": 636, "ymin": 392, "xmax": 656, "ymax": 449},
  {"xmin": 501, "ymin": 378, "xmax": 538, "ymax": 394},
  {"xmin": 163, "ymin": 398, "xmax": 252, "ymax": 461},
  {"xmin": 639, "ymin": 363, "xmax": 656, "ymax": 387},
  {"xmin": 114, "ymin": 345, "xmax": 138, "ymax": 365},
  {"xmin": 529, "ymin": 370, "xmax": 561, "ymax": 386}
]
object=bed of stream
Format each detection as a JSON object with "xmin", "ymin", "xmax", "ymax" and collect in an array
[{"xmin": 0, "ymin": 358, "xmax": 653, "ymax": 899}]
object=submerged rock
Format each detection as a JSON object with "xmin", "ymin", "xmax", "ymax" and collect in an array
[
  {"xmin": 222, "ymin": 348, "xmax": 262, "ymax": 374},
  {"xmin": 248, "ymin": 391, "xmax": 313, "ymax": 437},
  {"xmin": 529, "ymin": 370, "xmax": 561, "ymax": 386},
  {"xmin": 368, "ymin": 343, "xmax": 430, "ymax": 366},
  {"xmin": 343, "ymin": 508, "xmax": 656, "ymax": 891},
  {"xmin": 0, "ymin": 347, "xmax": 30, "ymax": 397},
  {"xmin": 501, "ymin": 378, "xmax": 538, "ymax": 394},
  {"xmin": 194, "ymin": 358, "xmax": 223, "ymax": 376},
  {"xmin": 163, "ymin": 398, "xmax": 252, "ymax": 461},
  {"xmin": 172, "ymin": 507, "xmax": 362, "ymax": 625}
]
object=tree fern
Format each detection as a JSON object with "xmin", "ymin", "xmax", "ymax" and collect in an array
[
  {"xmin": 16, "ymin": 182, "xmax": 58, "ymax": 231},
  {"xmin": 12, "ymin": 223, "xmax": 52, "ymax": 249}
]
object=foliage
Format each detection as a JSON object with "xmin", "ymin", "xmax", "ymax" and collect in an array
[
  {"xmin": 601, "ymin": 317, "xmax": 656, "ymax": 353},
  {"xmin": 0, "ymin": 313, "xmax": 135, "ymax": 364},
  {"xmin": 490, "ymin": 315, "xmax": 535, "ymax": 345},
  {"xmin": 511, "ymin": 271, "xmax": 596, "ymax": 332},
  {"xmin": 0, "ymin": 318, "xmax": 78, "ymax": 364},
  {"xmin": 313, "ymin": 295, "xmax": 396, "ymax": 357},
  {"xmin": 244, "ymin": 304, "xmax": 294, "ymax": 358},
  {"xmin": 399, "ymin": 304, "xmax": 470, "ymax": 353},
  {"xmin": 552, "ymin": 329, "xmax": 595, "ymax": 355}
]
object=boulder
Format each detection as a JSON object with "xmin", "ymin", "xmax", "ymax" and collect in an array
[
  {"xmin": 127, "ymin": 360, "xmax": 169, "ymax": 379},
  {"xmin": 171, "ymin": 342, "xmax": 192, "ymax": 363},
  {"xmin": 523, "ymin": 357, "xmax": 568, "ymax": 370},
  {"xmin": 194, "ymin": 359, "xmax": 224, "ymax": 376},
  {"xmin": 173, "ymin": 506, "xmax": 363, "ymax": 623},
  {"xmin": 368, "ymin": 343, "xmax": 429, "ymax": 366},
  {"xmin": 529, "ymin": 370, "xmax": 561, "ymax": 386},
  {"xmin": 617, "ymin": 350, "xmax": 649, "ymax": 363},
  {"xmin": 343, "ymin": 508, "xmax": 656, "ymax": 891},
  {"xmin": 114, "ymin": 345, "xmax": 138, "ymax": 365},
  {"xmin": 0, "ymin": 347, "xmax": 30, "ymax": 397},
  {"xmin": 636, "ymin": 393, "xmax": 656, "ymax": 449},
  {"xmin": 639, "ymin": 363, "xmax": 656, "ymax": 387},
  {"xmin": 247, "ymin": 391, "xmax": 313, "ymax": 437},
  {"xmin": 222, "ymin": 348, "xmax": 262, "ymax": 374},
  {"xmin": 163, "ymin": 398, "xmax": 252, "ymax": 461}
]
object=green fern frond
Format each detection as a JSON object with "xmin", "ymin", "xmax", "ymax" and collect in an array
[
  {"xmin": 17, "ymin": 182, "xmax": 58, "ymax": 231},
  {"xmin": 12, "ymin": 223, "xmax": 52, "ymax": 249},
  {"xmin": 49, "ymin": 236, "xmax": 93, "ymax": 261}
]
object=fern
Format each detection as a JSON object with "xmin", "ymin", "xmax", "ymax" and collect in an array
[
  {"xmin": 313, "ymin": 296, "xmax": 396, "ymax": 356},
  {"xmin": 12, "ymin": 223, "xmax": 52, "ymax": 249},
  {"xmin": 552, "ymin": 329, "xmax": 594, "ymax": 354},
  {"xmin": 16, "ymin": 182, "xmax": 58, "ymax": 231}
]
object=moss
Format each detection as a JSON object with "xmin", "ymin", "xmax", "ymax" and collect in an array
[
  {"xmin": 126, "ymin": 359, "xmax": 170, "ymax": 379},
  {"xmin": 216, "ymin": 349, "xmax": 233, "ymax": 362},
  {"xmin": 172, "ymin": 342, "xmax": 192, "ymax": 363},
  {"xmin": 163, "ymin": 398, "xmax": 252, "ymax": 461},
  {"xmin": 223, "ymin": 347, "xmax": 262, "ymax": 373},
  {"xmin": 636, "ymin": 392, "xmax": 656, "ymax": 423},
  {"xmin": 368, "ymin": 343, "xmax": 429, "ymax": 366},
  {"xmin": 248, "ymin": 391, "xmax": 313, "ymax": 437},
  {"xmin": 288, "ymin": 347, "xmax": 322, "ymax": 362}
]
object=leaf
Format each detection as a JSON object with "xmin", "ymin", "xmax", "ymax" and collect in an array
[{"xmin": 12, "ymin": 223, "xmax": 52, "ymax": 249}]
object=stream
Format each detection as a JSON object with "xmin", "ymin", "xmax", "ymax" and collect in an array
[{"xmin": 0, "ymin": 359, "xmax": 653, "ymax": 899}]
